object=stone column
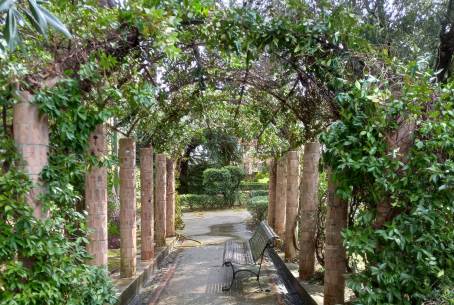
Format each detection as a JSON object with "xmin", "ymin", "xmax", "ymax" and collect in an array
[
  {"xmin": 267, "ymin": 158, "xmax": 277, "ymax": 229},
  {"xmin": 140, "ymin": 147, "xmax": 154, "ymax": 260},
  {"xmin": 324, "ymin": 169, "xmax": 348, "ymax": 305},
  {"xmin": 166, "ymin": 158, "xmax": 176, "ymax": 237},
  {"xmin": 244, "ymin": 155, "xmax": 253, "ymax": 176},
  {"xmin": 299, "ymin": 142, "xmax": 321, "ymax": 279},
  {"xmin": 155, "ymin": 154, "xmax": 167, "ymax": 247},
  {"xmin": 85, "ymin": 125, "xmax": 108, "ymax": 266},
  {"xmin": 274, "ymin": 155, "xmax": 287, "ymax": 238},
  {"xmin": 119, "ymin": 138, "xmax": 136, "ymax": 278},
  {"xmin": 13, "ymin": 91, "xmax": 49, "ymax": 219},
  {"xmin": 285, "ymin": 151, "xmax": 299, "ymax": 260}
]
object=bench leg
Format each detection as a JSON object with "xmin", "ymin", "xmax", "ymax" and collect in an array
[
  {"xmin": 222, "ymin": 262, "xmax": 264, "ymax": 292},
  {"xmin": 222, "ymin": 262, "xmax": 235, "ymax": 291},
  {"xmin": 256, "ymin": 251, "xmax": 266, "ymax": 291},
  {"xmin": 256, "ymin": 271, "xmax": 262, "ymax": 291}
]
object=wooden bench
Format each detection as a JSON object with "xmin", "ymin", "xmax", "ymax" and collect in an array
[{"xmin": 221, "ymin": 221, "xmax": 278, "ymax": 291}]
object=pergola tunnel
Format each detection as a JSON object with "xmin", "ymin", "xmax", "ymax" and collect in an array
[
  {"xmin": 1, "ymin": 1, "xmax": 453, "ymax": 305},
  {"xmin": 12, "ymin": 97, "xmax": 345, "ymax": 304}
]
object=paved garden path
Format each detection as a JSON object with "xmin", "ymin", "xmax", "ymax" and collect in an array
[{"xmin": 142, "ymin": 209, "xmax": 280, "ymax": 305}]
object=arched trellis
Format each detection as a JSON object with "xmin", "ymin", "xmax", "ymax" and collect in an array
[
  {"xmin": 10, "ymin": 8, "xmax": 351, "ymax": 305},
  {"xmin": 9, "ymin": 1, "xmax": 446, "ymax": 304}
]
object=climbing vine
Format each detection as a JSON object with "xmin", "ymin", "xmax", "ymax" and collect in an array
[
  {"xmin": 0, "ymin": 57, "xmax": 116, "ymax": 304},
  {"xmin": 321, "ymin": 62, "xmax": 454, "ymax": 304},
  {"xmin": 0, "ymin": 138, "xmax": 116, "ymax": 305}
]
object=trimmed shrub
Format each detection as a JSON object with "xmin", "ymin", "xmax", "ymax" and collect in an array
[
  {"xmin": 175, "ymin": 194, "xmax": 185, "ymax": 230},
  {"xmin": 250, "ymin": 190, "xmax": 269, "ymax": 197},
  {"xmin": 203, "ymin": 168, "xmax": 231, "ymax": 196},
  {"xmin": 180, "ymin": 162, "xmax": 211, "ymax": 194},
  {"xmin": 203, "ymin": 166, "xmax": 244, "ymax": 207},
  {"xmin": 224, "ymin": 165, "xmax": 245, "ymax": 189},
  {"xmin": 238, "ymin": 191, "xmax": 250, "ymax": 206},
  {"xmin": 224, "ymin": 165, "xmax": 245, "ymax": 205},
  {"xmin": 240, "ymin": 181, "xmax": 268, "ymax": 191},
  {"xmin": 246, "ymin": 196, "xmax": 269, "ymax": 224},
  {"xmin": 253, "ymin": 171, "xmax": 269, "ymax": 182},
  {"xmin": 178, "ymin": 194, "xmax": 226, "ymax": 210},
  {"xmin": 179, "ymin": 194, "xmax": 208, "ymax": 210}
]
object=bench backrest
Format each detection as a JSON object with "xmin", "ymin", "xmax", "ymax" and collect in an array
[
  {"xmin": 267, "ymin": 247, "xmax": 318, "ymax": 305},
  {"xmin": 248, "ymin": 221, "xmax": 278, "ymax": 262}
]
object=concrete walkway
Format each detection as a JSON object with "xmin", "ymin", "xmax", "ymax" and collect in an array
[{"xmin": 144, "ymin": 209, "xmax": 279, "ymax": 305}]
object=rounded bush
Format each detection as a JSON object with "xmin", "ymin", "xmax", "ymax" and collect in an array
[
  {"xmin": 202, "ymin": 166, "xmax": 245, "ymax": 207},
  {"xmin": 246, "ymin": 196, "xmax": 269, "ymax": 223}
]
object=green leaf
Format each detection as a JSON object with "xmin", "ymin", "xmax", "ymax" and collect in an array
[
  {"xmin": 415, "ymin": 140, "xmax": 424, "ymax": 149},
  {"xmin": 40, "ymin": 6, "xmax": 72, "ymax": 38},
  {"xmin": 27, "ymin": 0, "xmax": 48, "ymax": 36},
  {"xmin": 354, "ymin": 80, "xmax": 361, "ymax": 90},
  {"xmin": 438, "ymin": 184, "xmax": 448, "ymax": 191},
  {"xmin": 28, "ymin": 0, "xmax": 47, "ymax": 36},
  {"xmin": 4, "ymin": 8, "xmax": 18, "ymax": 49},
  {"xmin": 0, "ymin": 0, "xmax": 14, "ymax": 12},
  {"xmin": 24, "ymin": 9, "xmax": 45, "ymax": 35}
]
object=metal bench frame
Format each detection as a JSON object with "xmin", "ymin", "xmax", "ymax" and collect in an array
[{"xmin": 221, "ymin": 221, "xmax": 278, "ymax": 291}]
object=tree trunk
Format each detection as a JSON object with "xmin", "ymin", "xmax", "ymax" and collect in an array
[
  {"xmin": 285, "ymin": 151, "xmax": 300, "ymax": 260},
  {"xmin": 119, "ymin": 138, "xmax": 136, "ymax": 278},
  {"xmin": 267, "ymin": 158, "xmax": 277, "ymax": 229},
  {"xmin": 140, "ymin": 147, "xmax": 154, "ymax": 260},
  {"xmin": 274, "ymin": 155, "xmax": 287, "ymax": 238},
  {"xmin": 324, "ymin": 169, "xmax": 348, "ymax": 305},
  {"xmin": 178, "ymin": 139, "xmax": 198, "ymax": 193},
  {"xmin": 374, "ymin": 120, "xmax": 416, "ymax": 228},
  {"xmin": 435, "ymin": 0, "xmax": 454, "ymax": 82},
  {"xmin": 299, "ymin": 142, "xmax": 321, "ymax": 279}
]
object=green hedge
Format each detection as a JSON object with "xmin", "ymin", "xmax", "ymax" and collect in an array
[
  {"xmin": 238, "ymin": 191, "xmax": 250, "ymax": 206},
  {"xmin": 250, "ymin": 190, "xmax": 269, "ymax": 197},
  {"xmin": 175, "ymin": 194, "xmax": 185, "ymax": 230},
  {"xmin": 240, "ymin": 181, "xmax": 268, "ymax": 191},
  {"xmin": 179, "ymin": 194, "xmax": 227, "ymax": 210},
  {"xmin": 203, "ymin": 168, "xmax": 231, "ymax": 195},
  {"xmin": 246, "ymin": 195, "xmax": 268, "ymax": 223},
  {"xmin": 203, "ymin": 166, "xmax": 244, "ymax": 207}
]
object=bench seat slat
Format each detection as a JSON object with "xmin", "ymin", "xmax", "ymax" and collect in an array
[{"xmin": 223, "ymin": 240, "xmax": 254, "ymax": 265}]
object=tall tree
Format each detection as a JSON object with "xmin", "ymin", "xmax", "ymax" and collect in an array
[{"xmin": 436, "ymin": 0, "xmax": 454, "ymax": 81}]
